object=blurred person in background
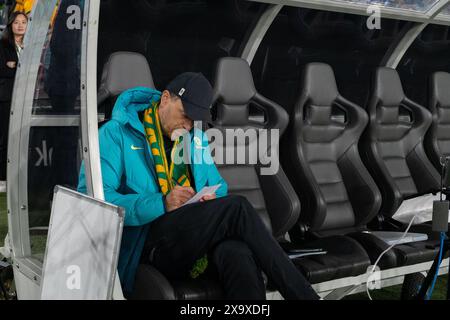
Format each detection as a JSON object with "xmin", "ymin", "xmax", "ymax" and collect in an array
[
  {"xmin": 0, "ymin": 11, "xmax": 27, "ymax": 193},
  {"xmin": 44, "ymin": 0, "xmax": 81, "ymax": 114}
]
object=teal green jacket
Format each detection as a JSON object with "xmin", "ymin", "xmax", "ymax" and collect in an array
[{"xmin": 77, "ymin": 87, "xmax": 228, "ymax": 294}]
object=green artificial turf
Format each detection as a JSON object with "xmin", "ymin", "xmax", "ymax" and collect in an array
[{"xmin": 345, "ymin": 276, "xmax": 447, "ymax": 300}]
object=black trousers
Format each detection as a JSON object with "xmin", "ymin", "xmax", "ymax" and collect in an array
[
  {"xmin": 142, "ymin": 195, "xmax": 319, "ymax": 300},
  {"xmin": 0, "ymin": 101, "xmax": 10, "ymax": 180}
]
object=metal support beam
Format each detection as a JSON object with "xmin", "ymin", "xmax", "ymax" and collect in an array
[
  {"xmin": 29, "ymin": 114, "xmax": 105, "ymax": 127},
  {"xmin": 81, "ymin": 0, "xmax": 104, "ymax": 200},
  {"xmin": 6, "ymin": 0, "xmax": 58, "ymax": 298},
  {"xmin": 8, "ymin": 0, "xmax": 58, "ymax": 262},
  {"xmin": 381, "ymin": 22, "xmax": 427, "ymax": 68},
  {"xmin": 80, "ymin": 0, "xmax": 125, "ymax": 300},
  {"xmin": 322, "ymin": 285, "xmax": 359, "ymax": 300},
  {"xmin": 240, "ymin": 4, "xmax": 283, "ymax": 65}
]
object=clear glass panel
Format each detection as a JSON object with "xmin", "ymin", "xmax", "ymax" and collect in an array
[
  {"xmin": 0, "ymin": 4, "xmax": 9, "ymax": 27},
  {"xmin": 98, "ymin": 0, "xmax": 263, "ymax": 118},
  {"xmin": 33, "ymin": 1, "xmax": 82, "ymax": 115},
  {"xmin": 28, "ymin": 0, "xmax": 84, "ymax": 260},
  {"xmin": 251, "ymin": 7, "xmax": 403, "ymax": 109},
  {"xmin": 398, "ymin": 24, "xmax": 450, "ymax": 105},
  {"xmin": 438, "ymin": 3, "xmax": 450, "ymax": 15},
  {"xmin": 333, "ymin": 0, "xmax": 439, "ymax": 12}
]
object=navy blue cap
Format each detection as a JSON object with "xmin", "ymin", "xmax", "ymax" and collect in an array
[{"xmin": 166, "ymin": 72, "xmax": 213, "ymax": 122}]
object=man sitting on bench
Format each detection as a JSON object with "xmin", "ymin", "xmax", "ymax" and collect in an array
[{"xmin": 78, "ymin": 72, "xmax": 319, "ymax": 300}]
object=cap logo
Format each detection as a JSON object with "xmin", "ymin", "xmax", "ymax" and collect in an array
[{"xmin": 178, "ymin": 88, "xmax": 186, "ymax": 96}]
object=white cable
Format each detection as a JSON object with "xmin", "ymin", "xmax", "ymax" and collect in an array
[{"xmin": 366, "ymin": 214, "xmax": 418, "ymax": 300}]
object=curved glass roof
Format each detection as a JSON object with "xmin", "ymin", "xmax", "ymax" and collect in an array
[
  {"xmin": 251, "ymin": 0, "xmax": 450, "ymax": 25},
  {"xmin": 336, "ymin": 0, "xmax": 440, "ymax": 13}
]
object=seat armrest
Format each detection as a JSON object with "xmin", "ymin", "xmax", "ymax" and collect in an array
[
  {"xmin": 406, "ymin": 143, "xmax": 441, "ymax": 194},
  {"xmin": 338, "ymin": 145, "xmax": 382, "ymax": 226},
  {"xmin": 259, "ymin": 166, "xmax": 300, "ymax": 238},
  {"xmin": 360, "ymin": 131, "xmax": 404, "ymax": 216}
]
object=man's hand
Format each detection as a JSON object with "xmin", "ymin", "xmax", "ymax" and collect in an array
[
  {"xmin": 6, "ymin": 61, "xmax": 16, "ymax": 69},
  {"xmin": 200, "ymin": 193, "xmax": 216, "ymax": 202},
  {"xmin": 165, "ymin": 185, "xmax": 195, "ymax": 212}
]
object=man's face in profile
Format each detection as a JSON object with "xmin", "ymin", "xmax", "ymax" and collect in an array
[{"xmin": 159, "ymin": 90, "xmax": 194, "ymax": 140}]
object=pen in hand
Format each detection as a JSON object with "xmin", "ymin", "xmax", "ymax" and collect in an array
[{"xmin": 165, "ymin": 182, "xmax": 195, "ymax": 212}]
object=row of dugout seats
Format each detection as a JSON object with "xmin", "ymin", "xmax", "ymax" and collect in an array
[
  {"xmin": 283, "ymin": 62, "xmax": 450, "ymax": 286},
  {"xmin": 96, "ymin": 52, "xmax": 449, "ymax": 299}
]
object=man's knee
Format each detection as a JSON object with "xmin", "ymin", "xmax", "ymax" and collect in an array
[
  {"xmin": 221, "ymin": 195, "xmax": 255, "ymax": 214},
  {"xmin": 212, "ymin": 240, "xmax": 257, "ymax": 268},
  {"xmin": 218, "ymin": 195, "xmax": 267, "ymax": 230},
  {"xmin": 220, "ymin": 194, "xmax": 246, "ymax": 205},
  {"xmin": 214, "ymin": 240, "xmax": 252, "ymax": 258}
]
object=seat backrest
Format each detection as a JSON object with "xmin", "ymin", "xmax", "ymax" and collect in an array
[
  {"xmin": 425, "ymin": 71, "xmax": 450, "ymax": 171},
  {"xmin": 211, "ymin": 57, "xmax": 298, "ymax": 238},
  {"xmin": 360, "ymin": 67, "xmax": 440, "ymax": 217},
  {"xmin": 98, "ymin": 51, "xmax": 155, "ymax": 119},
  {"xmin": 281, "ymin": 63, "xmax": 381, "ymax": 237}
]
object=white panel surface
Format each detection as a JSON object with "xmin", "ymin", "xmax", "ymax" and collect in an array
[{"xmin": 40, "ymin": 186, "xmax": 123, "ymax": 300}]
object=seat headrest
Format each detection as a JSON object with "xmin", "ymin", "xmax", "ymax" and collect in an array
[
  {"xmin": 303, "ymin": 63, "xmax": 339, "ymax": 106},
  {"xmin": 98, "ymin": 52, "xmax": 154, "ymax": 105},
  {"xmin": 213, "ymin": 57, "xmax": 288, "ymax": 131},
  {"xmin": 213, "ymin": 57, "xmax": 256, "ymax": 105},
  {"xmin": 374, "ymin": 67, "xmax": 405, "ymax": 106},
  {"xmin": 431, "ymin": 71, "xmax": 450, "ymax": 108}
]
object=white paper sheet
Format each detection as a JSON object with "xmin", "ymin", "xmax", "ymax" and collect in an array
[
  {"xmin": 392, "ymin": 192, "xmax": 448, "ymax": 225},
  {"xmin": 183, "ymin": 184, "xmax": 222, "ymax": 206}
]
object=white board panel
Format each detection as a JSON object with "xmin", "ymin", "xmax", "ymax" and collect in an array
[{"xmin": 40, "ymin": 186, "xmax": 124, "ymax": 300}]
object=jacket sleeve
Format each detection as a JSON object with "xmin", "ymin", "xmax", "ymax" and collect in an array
[
  {"xmin": 207, "ymin": 163, "xmax": 228, "ymax": 198},
  {"xmin": 0, "ymin": 44, "xmax": 16, "ymax": 79},
  {"xmin": 78, "ymin": 121, "xmax": 166, "ymax": 227},
  {"xmin": 200, "ymin": 130, "xmax": 228, "ymax": 198}
]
